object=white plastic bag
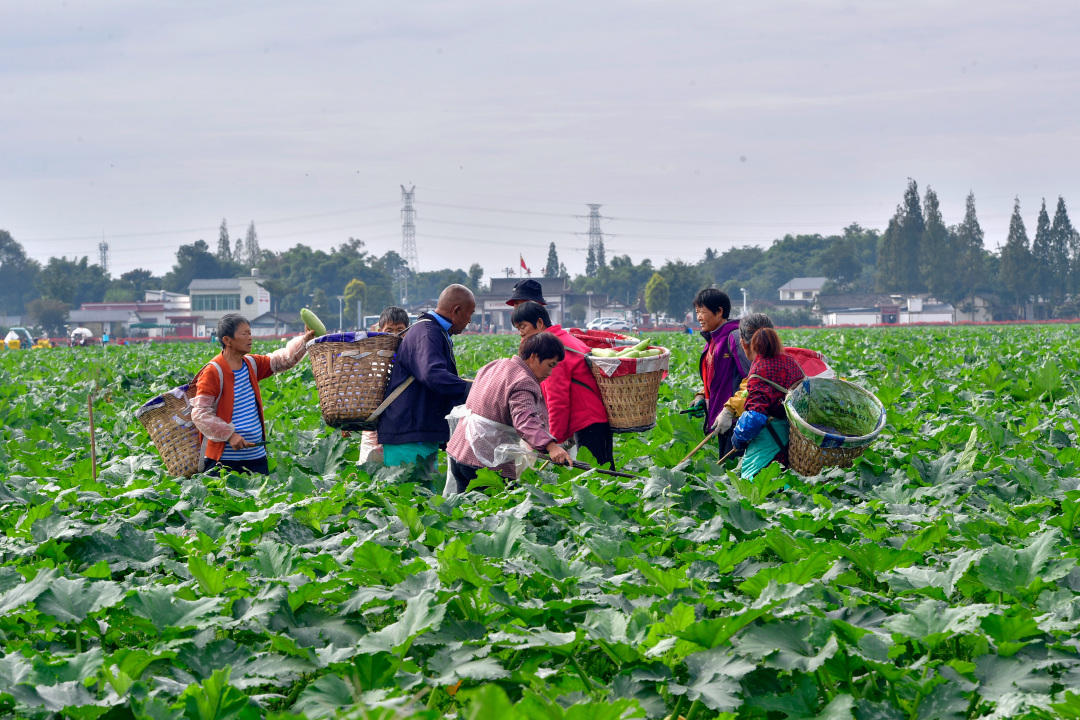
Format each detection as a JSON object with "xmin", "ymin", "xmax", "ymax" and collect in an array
[{"xmin": 446, "ymin": 405, "xmax": 538, "ymax": 481}]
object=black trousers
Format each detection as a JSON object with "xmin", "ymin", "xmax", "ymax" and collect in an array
[
  {"xmin": 576, "ymin": 422, "xmax": 615, "ymax": 468},
  {"xmin": 449, "ymin": 457, "xmax": 480, "ymax": 494},
  {"xmin": 202, "ymin": 456, "xmax": 270, "ymax": 476}
]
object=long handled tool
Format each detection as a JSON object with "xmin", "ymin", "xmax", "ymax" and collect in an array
[
  {"xmin": 673, "ymin": 431, "xmax": 738, "ymax": 472},
  {"xmin": 538, "ymin": 454, "xmax": 645, "ymax": 480},
  {"xmin": 88, "ymin": 392, "xmax": 98, "ymax": 482}
]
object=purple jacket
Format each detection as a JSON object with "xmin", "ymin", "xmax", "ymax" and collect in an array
[
  {"xmin": 378, "ymin": 312, "xmax": 468, "ymax": 446},
  {"xmin": 698, "ymin": 320, "xmax": 749, "ymax": 432}
]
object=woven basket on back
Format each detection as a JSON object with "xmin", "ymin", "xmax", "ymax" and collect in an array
[
  {"xmin": 308, "ymin": 333, "xmax": 402, "ymax": 431},
  {"xmin": 587, "ymin": 350, "xmax": 668, "ymax": 433},
  {"xmin": 137, "ymin": 385, "xmax": 202, "ymax": 478},
  {"xmin": 783, "ymin": 376, "xmax": 885, "ymax": 476},
  {"xmin": 787, "ymin": 430, "xmax": 866, "ymax": 476}
]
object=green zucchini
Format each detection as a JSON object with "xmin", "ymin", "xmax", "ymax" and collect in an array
[{"xmin": 300, "ymin": 308, "xmax": 326, "ymax": 336}]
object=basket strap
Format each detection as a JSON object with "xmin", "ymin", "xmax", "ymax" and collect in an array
[
  {"xmin": 748, "ymin": 373, "xmax": 802, "ymax": 394},
  {"xmin": 764, "ymin": 419, "xmax": 786, "ymax": 450},
  {"xmin": 366, "ymin": 376, "xmax": 415, "ymax": 423},
  {"xmin": 194, "ymin": 362, "xmax": 224, "ymax": 473}
]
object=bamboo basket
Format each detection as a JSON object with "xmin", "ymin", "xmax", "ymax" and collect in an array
[
  {"xmin": 787, "ymin": 430, "xmax": 866, "ymax": 476},
  {"xmin": 307, "ymin": 333, "xmax": 403, "ymax": 430},
  {"xmin": 136, "ymin": 385, "xmax": 202, "ymax": 478},
  {"xmin": 783, "ymin": 376, "xmax": 885, "ymax": 476},
  {"xmin": 586, "ymin": 348, "xmax": 669, "ymax": 433}
]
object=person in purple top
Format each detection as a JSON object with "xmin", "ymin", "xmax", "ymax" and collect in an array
[{"xmin": 686, "ymin": 288, "xmax": 749, "ymax": 457}]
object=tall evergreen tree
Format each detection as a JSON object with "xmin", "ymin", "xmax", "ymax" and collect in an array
[
  {"xmin": 233, "ymin": 236, "xmax": 245, "ymax": 267},
  {"xmin": 898, "ymin": 179, "xmax": 925, "ymax": 291},
  {"xmin": 955, "ymin": 191, "xmax": 985, "ymax": 315},
  {"xmin": 1031, "ymin": 199, "xmax": 1053, "ymax": 316},
  {"xmin": 597, "ymin": 239, "xmax": 606, "ymax": 268},
  {"xmin": 544, "ymin": 243, "xmax": 560, "ymax": 278},
  {"xmin": 585, "ymin": 246, "xmax": 597, "ymax": 277},
  {"xmin": 1050, "ymin": 196, "xmax": 1077, "ymax": 300},
  {"xmin": 919, "ymin": 187, "xmax": 955, "ymax": 300},
  {"xmin": 875, "ymin": 179, "xmax": 924, "ymax": 292},
  {"xmin": 875, "ymin": 216, "xmax": 903, "ymax": 292},
  {"xmin": 245, "ymin": 222, "xmax": 260, "ymax": 268},
  {"xmin": 216, "ymin": 219, "xmax": 231, "ymax": 262},
  {"xmin": 999, "ymin": 197, "xmax": 1032, "ymax": 319}
]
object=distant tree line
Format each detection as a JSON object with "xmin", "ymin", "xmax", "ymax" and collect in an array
[
  {"xmin": 3, "ymin": 182, "xmax": 1078, "ymax": 334},
  {"xmin": 874, "ymin": 179, "xmax": 1078, "ymax": 319}
]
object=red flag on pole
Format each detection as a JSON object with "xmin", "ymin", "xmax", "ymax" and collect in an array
[{"xmin": 520, "ymin": 254, "xmax": 530, "ymax": 275}]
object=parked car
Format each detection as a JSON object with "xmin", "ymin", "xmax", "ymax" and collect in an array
[
  {"xmin": 586, "ymin": 317, "xmax": 622, "ymax": 330},
  {"xmin": 600, "ymin": 319, "xmax": 633, "ymax": 332}
]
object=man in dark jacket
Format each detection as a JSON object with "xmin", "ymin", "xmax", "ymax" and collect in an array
[{"xmin": 378, "ymin": 284, "xmax": 475, "ymax": 468}]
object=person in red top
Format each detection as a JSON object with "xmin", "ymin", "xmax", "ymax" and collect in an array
[
  {"xmin": 191, "ymin": 314, "xmax": 315, "ymax": 475},
  {"xmin": 511, "ymin": 301, "xmax": 614, "ymax": 468}
]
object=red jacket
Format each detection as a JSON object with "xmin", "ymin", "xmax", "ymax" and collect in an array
[{"xmin": 541, "ymin": 325, "xmax": 609, "ymax": 443}]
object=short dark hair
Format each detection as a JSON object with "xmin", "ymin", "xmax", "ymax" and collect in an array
[
  {"xmin": 693, "ymin": 288, "xmax": 731, "ymax": 318},
  {"xmin": 739, "ymin": 312, "xmax": 774, "ymax": 344},
  {"xmin": 511, "ymin": 301, "xmax": 551, "ymax": 329},
  {"xmin": 379, "ymin": 306, "xmax": 409, "ymax": 329},
  {"xmin": 519, "ymin": 331, "xmax": 565, "ymax": 362},
  {"xmin": 216, "ymin": 314, "xmax": 249, "ymax": 347}
]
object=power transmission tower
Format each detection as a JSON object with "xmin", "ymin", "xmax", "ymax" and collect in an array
[
  {"xmin": 401, "ymin": 185, "xmax": 419, "ymax": 274},
  {"xmin": 98, "ymin": 239, "xmax": 110, "ymax": 273},
  {"xmin": 587, "ymin": 204, "xmax": 606, "ymax": 267}
]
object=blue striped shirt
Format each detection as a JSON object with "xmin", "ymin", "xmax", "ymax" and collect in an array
[{"xmin": 220, "ymin": 361, "xmax": 266, "ymax": 461}]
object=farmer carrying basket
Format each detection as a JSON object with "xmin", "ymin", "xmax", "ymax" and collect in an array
[
  {"xmin": 190, "ymin": 313, "xmax": 315, "ymax": 475},
  {"xmin": 729, "ymin": 316, "xmax": 884, "ymax": 479}
]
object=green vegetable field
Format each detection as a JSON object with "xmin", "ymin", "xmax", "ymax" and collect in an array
[{"xmin": 3, "ymin": 326, "xmax": 1080, "ymax": 719}]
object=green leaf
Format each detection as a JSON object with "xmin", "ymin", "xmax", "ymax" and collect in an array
[
  {"xmin": 973, "ymin": 654, "xmax": 1053, "ymax": 701},
  {"xmin": 883, "ymin": 600, "xmax": 993, "ymax": 646},
  {"xmin": 469, "ymin": 514, "xmax": 525, "ymax": 559},
  {"xmin": 35, "ymin": 576, "xmax": 124, "ymax": 624},
  {"xmin": 736, "ymin": 618, "xmax": 839, "ymax": 672},
  {"xmin": 293, "ymin": 674, "xmax": 355, "ymax": 720},
  {"xmin": 125, "ymin": 586, "xmax": 224, "ymax": 633},
  {"xmin": 356, "ymin": 591, "xmax": 445, "ymax": 654},
  {"xmin": 69, "ymin": 524, "xmax": 169, "ymax": 573},
  {"xmin": 180, "ymin": 667, "xmax": 254, "ymax": 720},
  {"xmin": 667, "ymin": 647, "xmax": 755, "ymax": 712},
  {"xmin": 976, "ymin": 528, "xmax": 1072, "ymax": 595},
  {"xmin": 0, "ymin": 567, "xmax": 59, "ymax": 614},
  {"xmin": 674, "ymin": 609, "xmax": 767, "ymax": 649},
  {"xmin": 466, "ymin": 468, "xmax": 507, "ymax": 493},
  {"xmin": 917, "ymin": 680, "xmax": 968, "ymax": 720},
  {"xmin": 188, "ymin": 555, "xmax": 227, "ymax": 595},
  {"xmin": 956, "ymin": 427, "xmax": 979, "ymax": 474}
]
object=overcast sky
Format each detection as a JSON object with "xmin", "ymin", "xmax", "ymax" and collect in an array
[{"xmin": 3, "ymin": 1, "xmax": 1079, "ymax": 281}]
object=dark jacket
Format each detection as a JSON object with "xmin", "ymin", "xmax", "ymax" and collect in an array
[
  {"xmin": 699, "ymin": 320, "xmax": 749, "ymax": 432},
  {"xmin": 378, "ymin": 312, "xmax": 468, "ymax": 446}
]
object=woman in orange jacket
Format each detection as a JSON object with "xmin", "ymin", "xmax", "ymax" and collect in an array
[{"xmin": 191, "ymin": 313, "xmax": 315, "ymax": 475}]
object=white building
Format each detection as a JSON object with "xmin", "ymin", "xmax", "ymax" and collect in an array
[
  {"xmin": 72, "ymin": 291, "xmax": 194, "ymax": 337},
  {"xmin": 819, "ymin": 295, "xmax": 954, "ymax": 326},
  {"xmin": 189, "ymin": 270, "xmax": 271, "ymax": 335},
  {"xmin": 778, "ymin": 277, "xmax": 827, "ymax": 302}
]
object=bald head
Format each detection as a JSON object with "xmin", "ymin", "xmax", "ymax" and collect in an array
[{"xmin": 435, "ymin": 284, "xmax": 476, "ymax": 335}]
